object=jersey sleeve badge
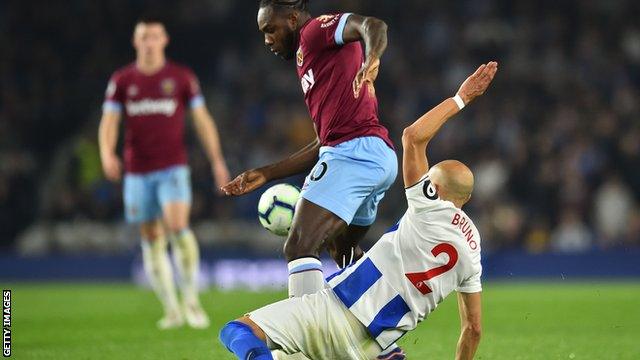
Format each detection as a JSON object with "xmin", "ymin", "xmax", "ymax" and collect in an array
[
  {"xmin": 317, "ymin": 14, "xmax": 339, "ymax": 28},
  {"xmin": 297, "ymin": 46, "xmax": 304, "ymax": 67}
]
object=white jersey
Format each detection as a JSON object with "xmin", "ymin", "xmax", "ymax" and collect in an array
[{"xmin": 328, "ymin": 174, "xmax": 483, "ymax": 349}]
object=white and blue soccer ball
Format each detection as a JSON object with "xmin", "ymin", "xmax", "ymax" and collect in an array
[{"xmin": 258, "ymin": 184, "xmax": 301, "ymax": 236}]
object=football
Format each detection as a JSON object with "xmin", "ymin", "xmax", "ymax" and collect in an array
[{"xmin": 258, "ymin": 183, "xmax": 301, "ymax": 236}]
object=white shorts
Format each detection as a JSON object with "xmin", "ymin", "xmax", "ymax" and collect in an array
[{"xmin": 249, "ymin": 289, "xmax": 382, "ymax": 360}]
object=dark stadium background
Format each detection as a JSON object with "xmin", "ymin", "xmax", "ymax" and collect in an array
[
  {"xmin": 2, "ymin": 0, "xmax": 639, "ymax": 279},
  {"xmin": 2, "ymin": 1, "xmax": 640, "ymax": 359}
]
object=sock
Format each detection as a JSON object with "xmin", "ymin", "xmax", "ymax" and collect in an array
[
  {"xmin": 141, "ymin": 237, "xmax": 180, "ymax": 315},
  {"xmin": 377, "ymin": 343, "xmax": 404, "ymax": 359},
  {"xmin": 287, "ymin": 257, "xmax": 324, "ymax": 297},
  {"xmin": 170, "ymin": 228, "xmax": 200, "ymax": 305},
  {"xmin": 219, "ymin": 321, "xmax": 273, "ymax": 360}
]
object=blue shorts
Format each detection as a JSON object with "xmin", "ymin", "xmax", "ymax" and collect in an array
[
  {"xmin": 123, "ymin": 165, "xmax": 192, "ymax": 223},
  {"xmin": 301, "ymin": 136, "xmax": 397, "ymax": 226}
]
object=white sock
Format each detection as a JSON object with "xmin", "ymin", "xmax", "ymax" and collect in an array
[
  {"xmin": 141, "ymin": 237, "xmax": 180, "ymax": 315},
  {"xmin": 287, "ymin": 257, "xmax": 324, "ymax": 297},
  {"xmin": 170, "ymin": 229, "xmax": 201, "ymax": 305}
]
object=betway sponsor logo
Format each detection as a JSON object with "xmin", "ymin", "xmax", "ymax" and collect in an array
[
  {"xmin": 301, "ymin": 68, "xmax": 315, "ymax": 94},
  {"xmin": 126, "ymin": 98, "xmax": 177, "ymax": 116}
]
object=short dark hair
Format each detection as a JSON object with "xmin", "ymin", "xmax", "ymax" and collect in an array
[
  {"xmin": 136, "ymin": 14, "xmax": 167, "ymax": 26},
  {"xmin": 258, "ymin": 0, "xmax": 309, "ymax": 12}
]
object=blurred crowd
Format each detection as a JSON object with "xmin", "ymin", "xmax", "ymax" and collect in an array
[{"xmin": 2, "ymin": 0, "xmax": 639, "ymax": 253}]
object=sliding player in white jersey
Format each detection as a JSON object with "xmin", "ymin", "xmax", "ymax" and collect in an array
[{"xmin": 219, "ymin": 61, "xmax": 498, "ymax": 360}]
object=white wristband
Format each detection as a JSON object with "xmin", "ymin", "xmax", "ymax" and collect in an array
[{"xmin": 452, "ymin": 94, "xmax": 466, "ymax": 110}]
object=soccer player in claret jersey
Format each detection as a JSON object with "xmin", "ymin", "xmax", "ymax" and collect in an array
[
  {"xmin": 219, "ymin": 62, "xmax": 498, "ymax": 360},
  {"xmin": 99, "ymin": 17, "xmax": 230, "ymax": 329},
  {"xmin": 222, "ymin": 1, "xmax": 400, "ymax": 351},
  {"xmin": 222, "ymin": 2, "xmax": 399, "ymax": 356}
]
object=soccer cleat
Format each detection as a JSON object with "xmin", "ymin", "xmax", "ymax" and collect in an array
[
  {"xmin": 156, "ymin": 310, "xmax": 184, "ymax": 330},
  {"xmin": 183, "ymin": 302, "xmax": 210, "ymax": 329},
  {"xmin": 377, "ymin": 347, "xmax": 406, "ymax": 360}
]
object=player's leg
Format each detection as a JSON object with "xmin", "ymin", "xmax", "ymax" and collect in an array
[
  {"xmin": 284, "ymin": 199, "xmax": 348, "ymax": 297},
  {"xmin": 220, "ymin": 318, "xmax": 311, "ymax": 360},
  {"xmin": 220, "ymin": 316, "xmax": 273, "ymax": 360},
  {"xmin": 329, "ymin": 136, "xmax": 398, "ymax": 271},
  {"xmin": 139, "ymin": 220, "xmax": 183, "ymax": 329},
  {"xmin": 125, "ymin": 171, "xmax": 182, "ymax": 329},
  {"xmin": 158, "ymin": 165, "xmax": 209, "ymax": 328},
  {"xmin": 224, "ymin": 289, "xmax": 377, "ymax": 359},
  {"xmin": 286, "ymin": 138, "xmax": 394, "ymax": 297},
  {"xmin": 325, "ymin": 224, "xmax": 369, "ymax": 268}
]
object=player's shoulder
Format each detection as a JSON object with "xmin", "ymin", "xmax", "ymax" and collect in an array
[
  {"xmin": 301, "ymin": 13, "xmax": 342, "ymax": 35},
  {"xmin": 165, "ymin": 61, "xmax": 195, "ymax": 76},
  {"xmin": 405, "ymin": 175, "xmax": 451, "ymax": 210},
  {"xmin": 451, "ymin": 208, "xmax": 481, "ymax": 252},
  {"xmin": 314, "ymin": 13, "xmax": 342, "ymax": 27},
  {"xmin": 109, "ymin": 62, "xmax": 137, "ymax": 82}
]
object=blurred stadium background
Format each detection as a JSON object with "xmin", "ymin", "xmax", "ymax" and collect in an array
[{"xmin": 1, "ymin": 0, "xmax": 639, "ymax": 359}]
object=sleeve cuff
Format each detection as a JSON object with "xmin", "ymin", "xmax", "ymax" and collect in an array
[
  {"xmin": 457, "ymin": 287, "xmax": 482, "ymax": 293},
  {"xmin": 334, "ymin": 13, "xmax": 353, "ymax": 46},
  {"xmin": 190, "ymin": 95, "xmax": 205, "ymax": 109},
  {"xmin": 102, "ymin": 100, "xmax": 122, "ymax": 113}
]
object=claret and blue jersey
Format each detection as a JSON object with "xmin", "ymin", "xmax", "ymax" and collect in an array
[
  {"xmin": 295, "ymin": 13, "xmax": 393, "ymax": 149},
  {"xmin": 296, "ymin": 13, "xmax": 398, "ymax": 227}
]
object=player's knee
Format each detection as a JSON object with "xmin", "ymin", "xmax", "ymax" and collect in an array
[
  {"xmin": 328, "ymin": 244, "xmax": 363, "ymax": 268},
  {"xmin": 283, "ymin": 233, "xmax": 321, "ymax": 261},
  {"xmin": 140, "ymin": 223, "xmax": 163, "ymax": 241},
  {"xmin": 466, "ymin": 323, "xmax": 482, "ymax": 340},
  {"xmin": 165, "ymin": 219, "xmax": 188, "ymax": 235},
  {"xmin": 166, "ymin": 225, "xmax": 188, "ymax": 238}
]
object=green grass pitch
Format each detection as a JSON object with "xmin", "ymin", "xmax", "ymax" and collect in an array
[{"xmin": 8, "ymin": 282, "xmax": 640, "ymax": 359}]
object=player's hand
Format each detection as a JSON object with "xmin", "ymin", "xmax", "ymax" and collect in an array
[
  {"xmin": 353, "ymin": 58, "xmax": 380, "ymax": 98},
  {"xmin": 101, "ymin": 153, "xmax": 122, "ymax": 182},
  {"xmin": 221, "ymin": 169, "xmax": 267, "ymax": 196},
  {"xmin": 456, "ymin": 61, "xmax": 498, "ymax": 105},
  {"xmin": 212, "ymin": 162, "xmax": 231, "ymax": 194}
]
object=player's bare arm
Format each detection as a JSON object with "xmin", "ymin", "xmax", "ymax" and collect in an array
[
  {"xmin": 221, "ymin": 137, "xmax": 320, "ymax": 196},
  {"xmin": 456, "ymin": 292, "xmax": 482, "ymax": 360},
  {"xmin": 341, "ymin": 14, "xmax": 388, "ymax": 97},
  {"xmin": 191, "ymin": 105, "xmax": 230, "ymax": 191},
  {"xmin": 401, "ymin": 62, "xmax": 498, "ymax": 187},
  {"xmin": 98, "ymin": 110, "xmax": 122, "ymax": 182}
]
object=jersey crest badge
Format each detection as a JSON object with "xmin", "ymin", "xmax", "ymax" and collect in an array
[
  {"xmin": 296, "ymin": 47, "xmax": 304, "ymax": 67},
  {"xmin": 161, "ymin": 78, "xmax": 176, "ymax": 96}
]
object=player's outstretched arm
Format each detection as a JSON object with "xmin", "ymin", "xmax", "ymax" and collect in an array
[
  {"xmin": 191, "ymin": 105, "xmax": 230, "ymax": 191},
  {"xmin": 401, "ymin": 62, "xmax": 498, "ymax": 187},
  {"xmin": 221, "ymin": 137, "xmax": 320, "ymax": 196},
  {"xmin": 341, "ymin": 14, "xmax": 388, "ymax": 97},
  {"xmin": 455, "ymin": 292, "xmax": 482, "ymax": 360},
  {"xmin": 98, "ymin": 110, "xmax": 122, "ymax": 182}
]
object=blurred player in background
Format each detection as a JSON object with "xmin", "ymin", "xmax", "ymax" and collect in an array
[
  {"xmin": 223, "ymin": 0, "xmax": 396, "ymax": 342},
  {"xmin": 220, "ymin": 62, "xmax": 497, "ymax": 360},
  {"xmin": 98, "ymin": 17, "xmax": 230, "ymax": 329}
]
